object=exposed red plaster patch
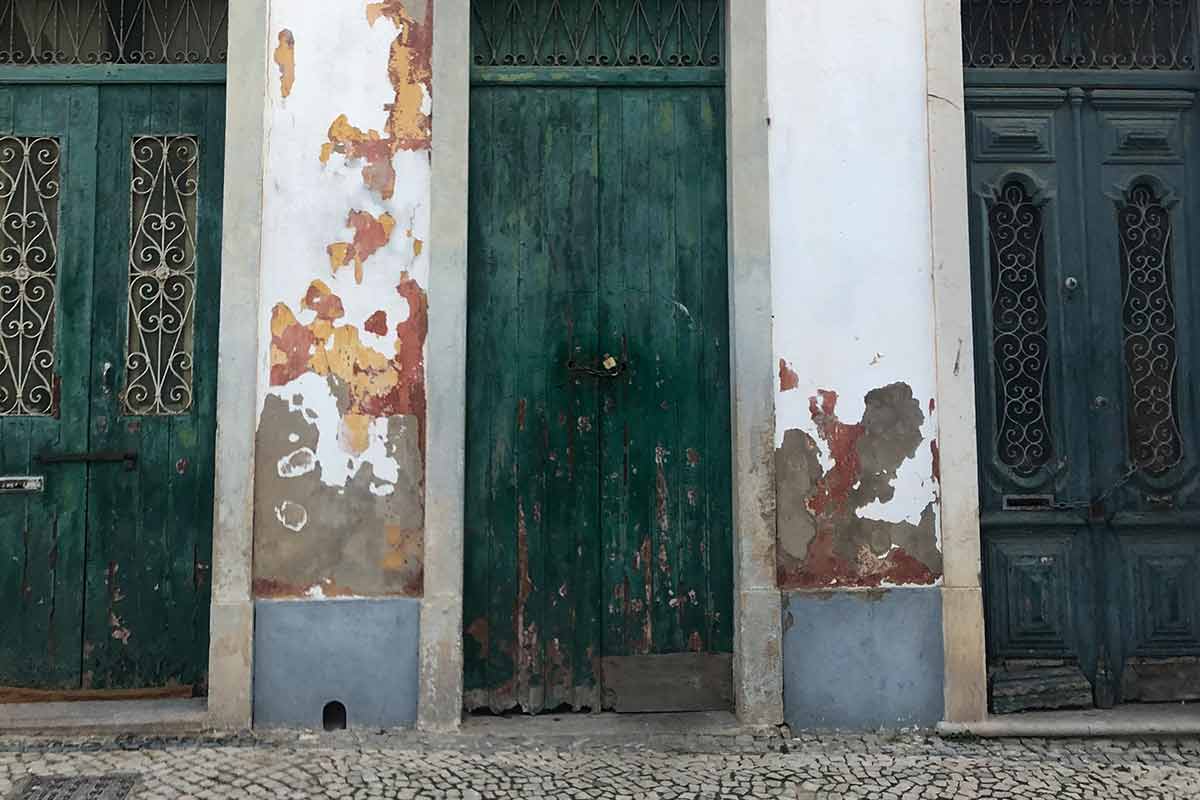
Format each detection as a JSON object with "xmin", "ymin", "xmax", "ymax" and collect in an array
[
  {"xmin": 302, "ymin": 279, "xmax": 345, "ymax": 321},
  {"xmin": 327, "ymin": 210, "xmax": 397, "ymax": 284},
  {"xmin": 269, "ymin": 303, "xmax": 317, "ymax": 386},
  {"xmin": 777, "ymin": 386, "xmax": 941, "ymax": 590},
  {"xmin": 931, "ymin": 439, "xmax": 941, "ymax": 483},
  {"xmin": 806, "ymin": 390, "xmax": 864, "ymax": 518},
  {"xmin": 364, "ymin": 310, "xmax": 389, "ymax": 336},
  {"xmin": 779, "ymin": 359, "xmax": 800, "ymax": 392}
]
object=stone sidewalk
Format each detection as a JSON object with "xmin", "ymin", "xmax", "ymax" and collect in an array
[{"xmin": 1, "ymin": 731, "xmax": 1198, "ymax": 799}]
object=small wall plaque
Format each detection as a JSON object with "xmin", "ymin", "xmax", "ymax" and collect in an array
[{"xmin": 0, "ymin": 476, "xmax": 44, "ymax": 494}]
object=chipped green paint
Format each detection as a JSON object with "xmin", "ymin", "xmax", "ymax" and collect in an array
[{"xmin": 463, "ymin": 70, "xmax": 733, "ymax": 713}]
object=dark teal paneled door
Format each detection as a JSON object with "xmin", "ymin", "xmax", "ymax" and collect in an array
[
  {"xmin": 964, "ymin": 0, "xmax": 1200, "ymax": 712},
  {"xmin": 0, "ymin": 0, "xmax": 226, "ymax": 697},
  {"xmin": 463, "ymin": 0, "xmax": 733, "ymax": 714}
]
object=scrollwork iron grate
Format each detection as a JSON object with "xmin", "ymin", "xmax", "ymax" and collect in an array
[
  {"xmin": 471, "ymin": 0, "xmax": 722, "ymax": 68},
  {"xmin": 123, "ymin": 134, "xmax": 198, "ymax": 416},
  {"xmin": 0, "ymin": 136, "xmax": 59, "ymax": 417},
  {"xmin": 988, "ymin": 180, "xmax": 1054, "ymax": 477},
  {"xmin": 963, "ymin": 0, "xmax": 1196, "ymax": 70},
  {"xmin": 1118, "ymin": 183, "xmax": 1183, "ymax": 476},
  {"xmin": 0, "ymin": 0, "xmax": 227, "ymax": 65}
]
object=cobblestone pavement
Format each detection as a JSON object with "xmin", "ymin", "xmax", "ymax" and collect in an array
[{"xmin": 0, "ymin": 731, "xmax": 1198, "ymax": 799}]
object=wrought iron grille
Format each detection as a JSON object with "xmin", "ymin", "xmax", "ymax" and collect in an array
[
  {"xmin": 1118, "ymin": 183, "xmax": 1183, "ymax": 476},
  {"xmin": 963, "ymin": 0, "xmax": 1196, "ymax": 70},
  {"xmin": 471, "ymin": 0, "xmax": 723, "ymax": 67},
  {"xmin": 0, "ymin": 0, "xmax": 228, "ymax": 65},
  {"xmin": 988, "ymin": 180, "xmax": 1054, "ymax": 477},
  {"xmin": 0, "ymin": 136, "xmax": 59, "ymax": 417},
  {"xmin": 124, "ymin": 134, "xmax": 198, "ymax": 416}
]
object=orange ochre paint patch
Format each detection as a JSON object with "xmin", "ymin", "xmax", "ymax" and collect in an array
[
  {"xmin": 274, "ymin": 29, "xmax": 295, "ymax": 98},
  {"xmin": 327, "ymin": 210, "xmax": 397, "ymax": 284},
  {"xmin": 269, "ymin": 276, "xmax": 429, "ymax": 455}
]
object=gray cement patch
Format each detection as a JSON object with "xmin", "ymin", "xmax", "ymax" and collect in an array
[
  {"xmin": 253, "ymin": 598, "xmax": 419, "ymax": 730},
  {"xmin": 783, "ymin": 587, "xmax": 944, "ymax": 730}
]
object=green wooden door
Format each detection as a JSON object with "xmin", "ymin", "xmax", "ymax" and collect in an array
[
  {"xmin": 0, "ymin": 82, "xmax": 223, "ymax": 695},
  {"xmin": 463, "ymin": 1, "xmax": 731, "ymax": 714},
  {"xmin": 964, "ymin": 1, "xmax": 1200, "ymax": 712}
]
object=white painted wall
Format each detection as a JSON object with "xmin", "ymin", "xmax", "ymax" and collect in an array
[{"xmin": 767, "ymin": 1, "xmax": 941, "ymax": 547}]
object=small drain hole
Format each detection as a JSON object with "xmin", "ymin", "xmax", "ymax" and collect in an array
[{"xmin": 323, "ymin": 700, "xmax": 347, "ymax": 731}]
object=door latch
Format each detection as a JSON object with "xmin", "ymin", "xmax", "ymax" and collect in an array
[
  {"xmin": 36, "ymin": 451, "xmax": 138, "ymax": 472},
  {"xmin": 567, "ymin": 354, "xmax": 626, "ymax": 379}
]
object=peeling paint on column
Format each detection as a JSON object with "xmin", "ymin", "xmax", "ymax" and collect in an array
[
  {"xmin": 779, "ymin": 358, "xmax": 799, "ymax": 392},
  {"xmin": 776, "ymin": 384, "xmax": 942, "ymax": 589},
  {"xmin": 274, "ymin": 30, "xmax": 295, "ymax": 98},
  {"xmin": 256, "ymin": 1, "xmax": 432, "ymax": 600}
]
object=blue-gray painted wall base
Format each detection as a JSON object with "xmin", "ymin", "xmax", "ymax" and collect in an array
[
  {"xmin": 782, "ymin": 588, "xmax": 945, "ymax": 730},
  {"xmin": 253, "ymin": 598, "xmax": 420, "ymax": 730}
]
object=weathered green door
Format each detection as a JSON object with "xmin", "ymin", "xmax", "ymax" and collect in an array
[
  {"xmin": 463, "ymin": 1, "xmax": 732, "ymax": 713},
  {"xmin": 0, "ymin": 81, "xmax": 224, "ymax": 695},
  {"xmin": 964, "ymin": 1, "xmax": 1200, "ymax": 711}
]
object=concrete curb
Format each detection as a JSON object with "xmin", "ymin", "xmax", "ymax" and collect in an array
[{"xmin": 938, "ymin": 707, "xmax": 1200, "ymax": 738}]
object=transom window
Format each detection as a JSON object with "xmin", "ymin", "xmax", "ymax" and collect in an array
[
  {"xmin": 0, "ymin": 0, "xmax": 228, "ymax": 65},
  {"xmin": 471, "ymin": 0, "xmax": 723, "ymax": 68},
  {"xmin": 963, "ymin": 0, "xmax": 1196, "ymax": 71}
]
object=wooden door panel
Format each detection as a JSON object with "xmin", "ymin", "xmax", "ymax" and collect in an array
[
  {"xmin": 464, "ymin": 81, "xmax": 732, "ymax": 713},
  {"xmin": 81, "ymin": 84, "xmax": 222, "ymax": 691},
  {"xmin": 966, "ymin": 93, "xmax": 1093, "ymax": 512},
  {"xmin": 983, "ymin": 529, "xmax": 1092, "ymax": 660},
  {"xmin": 597, "ymin": 87, "xmax": 732, "ymax": 661},
  {"xmin": 464, "ymin": 87, "xmax": 605, "ymax": 712},
  {"xmin": 0, "ymin": 86, "xmax": 98, "ymax": 691}
]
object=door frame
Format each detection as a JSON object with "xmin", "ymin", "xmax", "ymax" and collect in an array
[
  {"xmin": 0, "ymin": 2, "xmax": 264, "ymax": 728},
  {"xmin": 205, "ymin": 0, "xmax": 269, "ymax": 729},
  {"xmin": 421, "ymin": 0, "xmax": 781, "ymax": 731}
]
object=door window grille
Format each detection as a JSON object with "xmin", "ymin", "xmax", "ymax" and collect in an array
[
  {"xmin": 988, "ymin": 179, "xmax": 1054, "ymax": 477},
  {"xmin": 0, "ymin": 136, "xmax": 59, "ymax": 417},
  {"xmin": 963, "ymin": 0, "xmax": 1196, "ymax": 70},
  {"xmin": 0, "ymin": 0, "xmax": 227, "ymax": 65},
  {"xmin": 123, "ymin": 134, "xmax": 198, "ymax": 416},
  {"xmin": 471, "ymin": 0, "xmax": 723, "ymax": 68},
  {"xmin": 1118, "ymin": 182, "xmax": 1184, "ymax": 475}
]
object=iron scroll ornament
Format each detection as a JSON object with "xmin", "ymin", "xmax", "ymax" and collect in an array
[
  {"xmin": 471, "ymin": 0, "xmax": 723, "ymax": 68},
  {"xmin": 1117, "ymin": 182, "xmax": 1184, "ymax": 477},
  {"xmin": 987, "ymin": 179, "xmax": 1055, "ymax": 479},
  {"xmin": 962, "ymin": 0, "xmax": 1196, "ymax": 71},
  {"xmin": 0, "ymin": 136, "xmax": 59, "ymax": 418},
  {"xmin": 123, "ymin": 134, "xmax": 199, "ymax": 416}
]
